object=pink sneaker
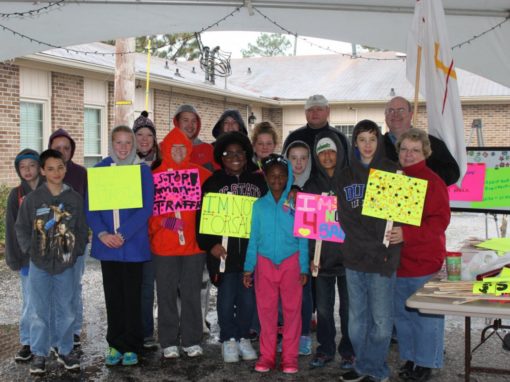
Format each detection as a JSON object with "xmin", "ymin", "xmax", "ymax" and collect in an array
[
  {"xmin": 255, "ymin": 358, "xmax": 273, "ymax": 373},
  {"xmin": 282, "ymin": 366, "xmax": 298, "ymax": 374}
]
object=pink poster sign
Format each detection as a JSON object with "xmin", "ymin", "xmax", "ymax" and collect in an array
[
  {"xmin": 293, "ymin": 192, "xmax": 345, "ymax": 243},
  {"xmin": 448, "ymin": 163, "xmax": 486, "ymax": 201},
  {"xmin": 153, "ymin": 169, "xmax": 201, "ymax": 215}
]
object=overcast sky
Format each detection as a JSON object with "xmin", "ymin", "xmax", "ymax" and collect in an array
[{"xmin": 200, "ymin": 31, "xmax": 356, "ymax": 58}]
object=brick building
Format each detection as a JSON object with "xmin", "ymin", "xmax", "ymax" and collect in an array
[{"xmin": 1, "ymin": 42, "xmax": 509, "ymax": 186}]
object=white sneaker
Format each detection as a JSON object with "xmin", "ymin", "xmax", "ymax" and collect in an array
[
  {"xmin": 182, "ymin": 344, "xmax": 203, "ymax": 357},
  {"xmin": 222, "ymin": 338, "xmax": 239, "ymax": 363},
  {"xmin": 238, "ymin": 338, "xmax": 257, "ymax": 361},
  {"xmin": 163, "ymin": 346, "xmax": 180, "ymax": 359}
]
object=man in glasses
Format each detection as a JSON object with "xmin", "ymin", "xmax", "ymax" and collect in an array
[{"xmin": 383, "ymin": 96, "xmax": 460, "ymax": 185}]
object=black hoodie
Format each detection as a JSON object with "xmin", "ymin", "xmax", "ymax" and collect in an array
[
  {"xmin": 337, "ymin": 130, "xmax": 401, "ymax": 277},
  {"xmin": 303, "ymin": 130, "xmax": 349, "ymax": 276}
]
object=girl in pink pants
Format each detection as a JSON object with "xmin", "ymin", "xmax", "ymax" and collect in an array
[{"xmin": 243, "ymin": 154, "xmax": 309, "ymax": 374}]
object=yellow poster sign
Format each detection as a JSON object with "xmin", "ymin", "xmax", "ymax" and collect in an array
[
  {"xmin": 87, "ymin": 165, "xmax": 143, "ymax": 211},
  {"xmin": 199, "ymin": 193, "xmax": 257, "ymax": 238},
  {"xmin": 361, "ymin": 169, "xmax": 428, "ymax": 226}
]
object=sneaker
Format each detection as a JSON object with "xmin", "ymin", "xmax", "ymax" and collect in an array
[
  {"xmin": 15, "ymin": 345, "xmax": 32, "ymax": 361},
  {"xmin": 398, "ymin": 360, "xmax": 415, "ymax": 379},
  {"xmin": 254, "ymin": 358, "xmax": 273, "ymax": 373},
  {"xmin": 163, "ymin": 346, "xmax": 180, "ymax": 359},
  {"xmin": 409, "ymin": 366, "xmax": 432, "ymax": 382},
  {"xmin": 238, "ymin": 338, "xmax": 257, "ymax": 360},
  {"xmin": 282, "ymin": 365, "xmax": 298, "ymax": 374},
  {"xmin": 341, "ymin": 370, "xmax": 365, "ymax": 382},
  {"xmin": 299, "ymin": 336, "xmax": 312, "ymax": 356},
  {"xmin": 122, "ymin": 352, "xmax": 138, "ymax": 366},
  {"xmin": 105, "ymin": 347, "xmax": 123, "ymax": 365},
  {"xmin": 30, "ymin": 355, "xmax": 46, "ymax": 375},
  {"xmin": 57, "ymin": 352, "xmax": 80, "ymax": 370},
  {"xmin": 143, "ymin": 337, "xmax": 159, "ymax": 349},
  {"xmin": 183, "ymin": 344, "xmax": 203, "ymax": 357},
  {"xmin": 222, "ymin": 338, "xmax": 239, "ymax": 363},
  {"xmin": 73, "ymin": 334, "xmax": 81, "ymax": 347},
  {"xmin": 309, "ymin": 353, "xmax": 333, "ymax": 368},
  {"xmin": 340, "ymin": 356, "xmax": 355, "ymax": 370}
]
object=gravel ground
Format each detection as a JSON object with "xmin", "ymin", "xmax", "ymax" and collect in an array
[{"xmin": 0, "ymin": 212, "xmax": 509, "ymax": 381}]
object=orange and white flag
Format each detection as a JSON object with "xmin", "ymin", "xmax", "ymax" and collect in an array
[{"xmin": 406, "ymin": 0, "xmax": 467, "ymax": 185}]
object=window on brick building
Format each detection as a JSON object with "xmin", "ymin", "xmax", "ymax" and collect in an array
[
  {"xmin": 84, "ymin": 107, "xmax": 102, "ymax": 167},
  {"xmin": 20, "ymin": 102, "xmax": 44, "ymax": 152}
]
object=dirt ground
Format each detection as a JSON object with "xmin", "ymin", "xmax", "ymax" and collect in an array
[{"xmin": 1, "ymin": 212, "xmax": 509, "ymax": 381}]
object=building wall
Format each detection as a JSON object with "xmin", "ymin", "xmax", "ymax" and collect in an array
[{"xmin": 0, "ymin": 64, "xmax": 20, "ymax": 186}]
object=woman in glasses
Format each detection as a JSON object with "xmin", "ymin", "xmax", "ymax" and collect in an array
[
  {"xmin": 197, "ymin": 131, "xmax": 267, "ymax": 364},
  {"xmin": 387, "ymin": 128, "xmax": 450, "ymax": 382}
]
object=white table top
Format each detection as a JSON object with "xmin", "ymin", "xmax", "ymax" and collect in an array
[{"xmin": 407, "ymin": 290, "xmax": 510, "ymax": 319}]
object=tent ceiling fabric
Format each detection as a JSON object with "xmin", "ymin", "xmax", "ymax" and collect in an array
[{"xmin": 1, "ymin": 1, "xmax": 509, "ymax": 86}]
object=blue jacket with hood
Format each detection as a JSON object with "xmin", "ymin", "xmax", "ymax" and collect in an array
[{"xmin": 244, "ymin": 160, "xmax": 309, "ymax": 274}]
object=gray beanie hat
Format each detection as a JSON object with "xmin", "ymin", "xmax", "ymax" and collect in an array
[{"xmin": 174, "ymin": 104, "xmax": 199, "ymax": 119}]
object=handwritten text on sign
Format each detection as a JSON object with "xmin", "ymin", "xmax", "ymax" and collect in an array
[
  {"xmin": 448, "ymin": 163, "xmax": 485, "ymax": 201},
  {"xmin": 88, "ymin": 165, "xmax": 142, "ymax": 211},
  {"xmin": 153, "ymin": 169, "xmax": 201, "ymax": 215},
  {"xmin": 199, "ymin": 193, "xmax": 257, "ymax": 238},
  {"xmin": 293, "ymin": 193, "xmax": 345, "ymax": 243},
  {"xmin": 362, "ymin": 169, "xmax": 428, "ymax": 226}
]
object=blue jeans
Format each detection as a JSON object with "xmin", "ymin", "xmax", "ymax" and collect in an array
[
  {"xmin": 395, "ymin": 274, "xmax": 445, "ymax": 368},
  {"xmin": 20, "ymin": 272, "xmax": 31, "ymax": 345},
  {"xmin": 217, "ymin": 272, "xmax": 255, "ymax": 342},
  {"xmin": 315, "ymin": 272, "xmax": 354, "ymax": 359},
  {"xmin": 141, "ymin": 259, "xmax": 155, "ymax": 339},
  {"xmin": 29, "ymin": 262, "xmax": 75, "ymax": 357},
  {"xmin": 301, "ymin": 280, "xmax": 313, "ymax": 336},
  {"xmin": 71, "ymin": 249, "xmax": 87, "ymax": 335},
  {"xmin": 346, "ymin": 269, "xmax": 395, "ymax": 380}
]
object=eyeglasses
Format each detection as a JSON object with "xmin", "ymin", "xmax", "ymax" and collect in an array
[
  {"xmin": 385, "ymin": 108, "xmax": 408, "ymax": 116},
  {"xmin": 222, "ymin": 150, "xmax": 246, "ymax": 158},
  {"xmin": 399, "ymin": 147, "xmax": 423, "ymax": 155}
]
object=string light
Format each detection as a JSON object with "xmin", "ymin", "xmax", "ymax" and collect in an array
[
  {"xmin": 0, "ymin": 6, "xmax": 241, "ymax": 57},
  {"xmin": 0, "ymin": 1, "xmax": 65, "ymax": 19},
  {"xmin": 452, "ymin": 16, "xmax": 509, "ymax": 50}
]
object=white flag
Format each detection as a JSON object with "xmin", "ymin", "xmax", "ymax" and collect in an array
[{"xmin": 406, "ymin": 0, "xmax": 467, "ymax": 185}]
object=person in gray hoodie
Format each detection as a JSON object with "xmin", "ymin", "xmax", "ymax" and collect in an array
[
  {"xmin": 5, "ymin": 149, "xmax": 44, "ymax": 362},
  {"xmin": 15, "ymin": 149, "xmax": 88, "ymax": 375}
]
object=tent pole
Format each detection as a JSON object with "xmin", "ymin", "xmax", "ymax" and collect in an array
[{"xmin": 412, "ymin": 45, "xmax": 422, "ymax": 126}]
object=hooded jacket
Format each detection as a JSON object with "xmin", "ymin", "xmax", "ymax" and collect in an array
[
  {"xmin": 5, "ymin": 149, "xmax": 44, "ymax": 270},
  {"xmin": 15, "ymin": 183, "xmax": 88, "ymax": 275},
  {"xmin": 86, "ymin": 128, "xmax": 155, "ymax": 263},
  {"xmin": 283, "ymin": 140, "xmax": 312, "ymax": 189},
  {"xmin": 244, "ymin": 161, "xmax": 309, "ymax": 274},
  {"xmin": 282, "ymin": 122, "xmax": 350, "ymax": 176},
  {"xmin": 337, "ymin": 131, "xmax": 401, "ymax": 277},
  {"xmin": 211, "ymin": 109, "xmax": 248, "ymax": 140},
  {"xmin": 398, "ymin": 160, "xmax": 451, "ymax": 277},
  {"xmin": 150, "ymin": 127, "xmax": 211, "ymax": 256},
  {"xmin": 173, "ymin": 110, "xmax": 217, "ymax": 172},
  {"xmin": 303, "ymin": 130, "xmax": 348, "ymax": 276},
  {"xmin": 197, "ymin": 132, "xmax": 267, "ymax": 285},
  {"xmin": 48, "ymin": 128, "xmax": 87, "ymax": 198}
]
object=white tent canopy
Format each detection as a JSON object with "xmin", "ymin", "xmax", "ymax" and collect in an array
[{"xmin": 1, "ymin": 1, "xmax": 509, "ymax": 86}]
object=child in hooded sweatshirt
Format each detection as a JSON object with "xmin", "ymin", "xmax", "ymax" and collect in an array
[
  {"xmin": 5, "ymin": 149, "xmax": 44, "ymax": 362},
  {"xmin": 86, "ymin": 125, "xmax": 154, "ymax": 367},
  {"xmin": 15, "ymin": 149, "xmax": 88, "ymax": 375},
  {"xmin": 243, "ymin": 154, "xmax": 309, "ymax": 374},
  {"xmin": 197, "ymin": 132, "xmax": 267, "ymax": 363},
  {"xmin": 337, "ymin": 120, "xmax": 401, "ymax": 382},
  {"xmin": 283, "ymin": 140, "xmax": 314, "ymax": 355},
  {"xmin": 149, "ymin": 127, "xmax": 211, "ymax": 359}
]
